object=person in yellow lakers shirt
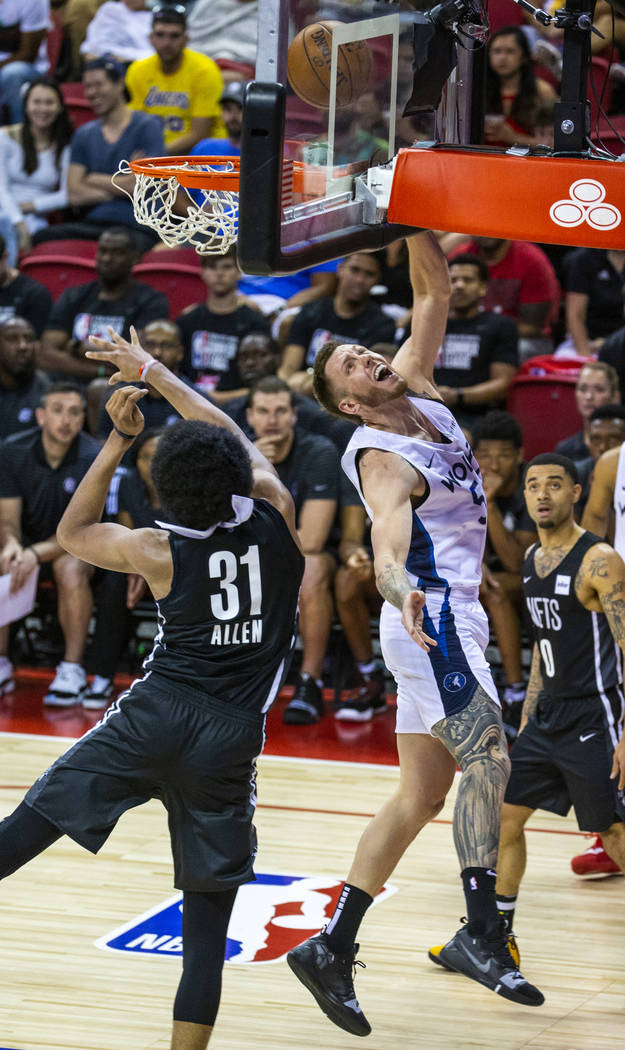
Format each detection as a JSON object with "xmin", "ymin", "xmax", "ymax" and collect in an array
[{"xmin": 126, "ymin": 3, "xmax": 225, "ymax": 156}]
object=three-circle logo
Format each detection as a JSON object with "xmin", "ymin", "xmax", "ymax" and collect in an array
[
  {"xmin": 550, "ymin": 179, "xmax": 621, "ymax": 232},
  {"xmin": 443, "ymin": 672, "xmax": 467, "ymax": 692}
]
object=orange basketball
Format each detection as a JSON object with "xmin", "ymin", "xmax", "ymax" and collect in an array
[{"xmin": 287, "ymin": 21, "xmax": 373, "ymax": 110}]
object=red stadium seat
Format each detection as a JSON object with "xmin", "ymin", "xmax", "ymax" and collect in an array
[
  {"xmin": 132, "ymin": 261, "xmax": 206, "ymax": 317},
  {"xmin": 139, "ymin": 246, "xmax": 202, "ymax": 268},
  {"xmin": 23, "ymin": 239, "xmax": 98, "ymax": 260},
  {"xmin": 506, "ymin": 374, "xmax": 581, "ymax": 459},
  {"xmin": 20, "ymin": 252, "xmax": 96, "ymax": 299}
]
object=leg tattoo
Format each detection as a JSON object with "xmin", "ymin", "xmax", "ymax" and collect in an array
[{"xmin": 432, "ymin": 686, "xmax": 511, "ymax": 870}]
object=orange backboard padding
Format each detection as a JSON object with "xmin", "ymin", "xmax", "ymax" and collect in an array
[{"xmin": 388, "ymin": 148, "xmax": 625, "ymax": 250}]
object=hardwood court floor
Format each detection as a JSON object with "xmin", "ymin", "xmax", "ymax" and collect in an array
[{"xmin": 0, "ymin": 730, "xmax": 623, "ymax": 1050}]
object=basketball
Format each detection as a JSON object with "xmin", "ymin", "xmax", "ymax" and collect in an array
[{"xmin": 287, "ymin": 21, "xmax": 373, "ymax": 110}]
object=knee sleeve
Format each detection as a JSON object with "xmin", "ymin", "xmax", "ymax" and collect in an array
[
  {"xmin": 0, "ymin": 801, "xmax": 63, "ymax": 879},
  {"xmin": 173, "ymin": 888, "xmax": 238, "ymax": 1027}
]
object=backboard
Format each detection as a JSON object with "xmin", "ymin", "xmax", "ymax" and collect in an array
[{"xmin": 238, "ymin": 0, "xmax": 484, "ymax": 274}]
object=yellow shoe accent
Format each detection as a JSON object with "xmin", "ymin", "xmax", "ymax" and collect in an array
[{"xmin": 428, "ymin": 934, "xmax": 520, "ymax": 969}]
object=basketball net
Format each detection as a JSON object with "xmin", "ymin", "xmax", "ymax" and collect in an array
[{"xmin": 113, "ymin": 158, "xmax": 239, "ymax": 254}]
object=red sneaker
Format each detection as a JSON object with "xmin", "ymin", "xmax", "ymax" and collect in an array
[{"xmin": 571, "ymin": 836, "xmax": 623, "ymax": 878}]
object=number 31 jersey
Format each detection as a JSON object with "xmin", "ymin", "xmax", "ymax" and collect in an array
[
  {"xmin": 144, "ymin": 499, "xmax": 305, "ymax": 714},
  {"xmin": 523, "ymin": 531, "xmax": 621, "ymax": 700}
]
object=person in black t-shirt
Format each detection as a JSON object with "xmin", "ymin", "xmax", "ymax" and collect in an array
[
  {"xmin": 245, "ymin": 375, "xmax": 340, "ymax": 724},
  {"xmin": 564, "ymin": 247, "xmax": 625, "ymax": 357},
  {"xmin": 0, "ymin": 382, "xmax": 100, "ymax": 705},
  {"xmin": 434, "ymin": 254, "xmax": 519, "ymax": 435},
  {"xmin": 0, "ymin": 317, "xmax": 50, "ymax": 439},
  {"xmin": 0, "ymin": 233, "xmax": 52, "ymax": 337},
  {"xmin": 473, "ymin": 412, "xmax": 536, "ymax": 739},
  {"xmin": 280, "ymin": 252, "xmax": 396, "ymax": 396},
  {"xmin": 38, "ymin": 227, "xmax": 168, "ymax": 383},
  {"xmin": 177, "ymin": 246, "xmax": 270, "ymax": 394}
]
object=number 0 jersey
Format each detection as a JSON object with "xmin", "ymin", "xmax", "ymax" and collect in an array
[
  {"xmin": 341, "ymin": 395, "xmax": 487, "ymax": 598},
  {"xmin": 143, "ymin": 498, "xmax": 304, "ymax": 713},
  {"xmin": 523, "ymin": 532, "xmax": 621, "ymax": 700}
]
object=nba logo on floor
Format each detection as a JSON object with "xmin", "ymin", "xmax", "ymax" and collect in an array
[{"xmin": 96, "ymin": 872, "xmax": 396, "ymax": 963}]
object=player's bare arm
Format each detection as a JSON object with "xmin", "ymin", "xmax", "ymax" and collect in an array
[
  {"xmin": 520, "ymin": 643, "xmax": 543, "ymax": 732},
  {"xmin": 581, "ymin": 446, "xmax": 619, "ymax": 537},
  {"xmin": 57, "ymin": 388, "xmax": 174, "ymax": 598},
  {"xmin": 85, "ymin": 327, "xmax": 301, "ymax": 547},
  {"xmin": 359, "ymin": 448, "xmax": 435, "ymax": 650},
  {"xmin": 576, "ymin": 542, "xmax": 625, "ymax": 650},
  {"xmin": 391, "ymin": 231, "xmax": 451, "ymax": 394}
]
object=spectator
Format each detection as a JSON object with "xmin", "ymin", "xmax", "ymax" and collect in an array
[
  {"xmin": 472, "ymin": 411, "xmax": 536, "ymax": 740},
  {"xmin": 0, "ymin": 382, "xmax": 100, "ymax": 704},
  {"xmin": 0, "ymin": 316, "xmax": 50, "ymax": 439},
  {"xmin": 563, "ymin": 247, "xmax": 625, "ymax": 357},
  {"xmin": 0, "ymin": 0, "xmax": 49, "ymax": 123},
  {"xmin": 93, "ymin": 318, "xmax": 198, "ymax": 437},
  {"xmin": 600, "ymin": 321, "xmax": 625, "ymax": 403},
  {"xmin": 484, "ymin": 25, "xmax": 557, "ymax": 148},
  {"xmin": 0, "ymin": 231, "xmax": 52, "ymax": 335},
  {"xmin": 433, "ymin": 253, "xmax": 519, "ymax": 433},
  {"xmin": 38, "ymin": 226, "xmax": 168, "ymax": 381},
  {"xmin": 575, "ymin": 404, "xmax": 625, "ymax": 517},
  {"xmin": 54, "ymin": 0, "xmax": 101, "ymax": 77},
  {"xmin": 245, "ymin": 376, "xmax": 340, "ymax": 725},
  {"xmin": 126, "ymin": 4, "xmax": 224, "ymax": 156},
  {"xmin": 0, "ymin": 78, "xmax": 73, "ymax": 256},
  {"xmin": 176, "ymin": 245, "xmax": 269, "ymax": 394},
  {"xmin": 83, "ymin": 426, "xmax": 163, "ymax": 709},
  {"xmin": 190, "ymin": 78, "xmax": 245, "ymax": 156},
  {"xmin": 220, "ymin": 330, "xmax": 355, "ymax": 452},
  {"xmin": 80, "ymin": 0, "xmax": 153, "ymax": 66},
  {"xmin": 187, "ymin": 0, "xmax": 257, "ymax": 83},
  {"xmin": 35, "ymin": 56, "xmax": 164, "ymax": 251},
  {"xmin": 555, "ymin": 360, "xmax": 620, "ymax": 461},
  {"xmin": 279, "ymin": 252, "xmax": 396, "ymax": 395},
  {"xmin": 447, "ymin": 235, "xmax": 560, "ymax": 360}
]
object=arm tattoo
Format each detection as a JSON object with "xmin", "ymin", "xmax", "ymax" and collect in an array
[
  {"xmin": 599, "ymin": 579, "xmax": 625, "ymax": 650},
  {"xmin": 376, "ymin": 561, "xmax": 412, "ymax": 611},
  {"xmin": 431, "ymin": 685, "xmax": 510, "ymax": 870},
  {"xmin": 521, "ymin": 646, "xmax": 543, "ymax": 725}
]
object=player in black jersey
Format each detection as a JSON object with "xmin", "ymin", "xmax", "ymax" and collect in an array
[
  {"xmin": 495, "ymin": 452, "xmax": 625, "ymax": 946},
  {"xmin": 0, "ymin": 331, "xmax": 304, "ymax": 1050}
]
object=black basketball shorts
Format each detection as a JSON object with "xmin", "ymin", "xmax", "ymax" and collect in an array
[
  {"xmin": 24, "ymin": 673, "xmax": 265, "ymax": 891},
  {"xmin": 505, "ymin": 688, "xmax": 625, "ymax": 832}
]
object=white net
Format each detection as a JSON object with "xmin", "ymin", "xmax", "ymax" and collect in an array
[{"xmin": 113, "ymin": 159, "xmax": 239, "ymax": 255}]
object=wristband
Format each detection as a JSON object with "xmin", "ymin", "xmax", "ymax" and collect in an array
[
  {"xmin": 113, "ymin": 425, "xmax": 136, "ymax": 441},
  {"xmin": 456, "ymin": 389, "xmax": 465, "ymax": 408},
  {"xmin": 29, "ymin": 546, "xmax": 41, "ymax": 564},
  {"xmin": 138, "ymin": 358, "xmax": 156, "ymax": 381}
]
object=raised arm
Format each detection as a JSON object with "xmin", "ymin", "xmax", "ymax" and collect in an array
[
  {"xmin": 359, "ymin": 447, "xmax": 434, "ymax": 650},
  {"xmin": 391, "ymin": 231, "xmax": 451, "ymax": 392},
  {"xmin": 86, "ymin": 328, "xmax": 300, "ymax": 545}
]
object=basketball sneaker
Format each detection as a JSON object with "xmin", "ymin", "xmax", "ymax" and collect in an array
[
  {"xmin": 436, "ymin": 922, "xmax": 544, "ymax": 1007},
  {"xmin": 429, "ymin": 930, "xmax": 520, "ymax": 969},
  {"xmin": 570, "ymin": 835, "xmax": 623, "ymax": 877},
  {"xmin": 82, "ymin": 678, "xmax": 115, "ymax": 711},
  {"xmin": 44, "ymin": 662, "xmax": 87, "ymax": 707},
  {"xmin": 283, "ymin": 674, "xmax": 324, "ymax": 725},
  {"xmin": 334, "ymin": 667, "xmax": 387, "ymax": 722},
  {"xmin": 287, "ymin": 932, "xmax": 371, "ymax": 1036},
  {"xmin": 0, "ymin": 656, "xmax": 14, "ymax": 697}
]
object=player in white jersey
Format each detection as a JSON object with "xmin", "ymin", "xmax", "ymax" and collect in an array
[{"xmin": 287, "ymin": 232, "xmax": 544, "ymax": 1037}]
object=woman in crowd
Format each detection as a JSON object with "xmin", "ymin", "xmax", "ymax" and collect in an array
[
  {"xmin": 0, "ymin": 78, "xmax": 74, "ymax": 256},
  {"xmin": 484, "ymin": 25, "xmax": 557, "ymax": 148}
]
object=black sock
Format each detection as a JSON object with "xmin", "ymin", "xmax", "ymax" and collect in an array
[
  {"xmin": 324, "ymin": 883, "xmax": 373, "ymax": 954},
  {"xmin": 496, "ymin": 893, "xmax": 517, "ymax": 933},
  {"xmin": 461, "ymin": 867, "xmax": 499, "ymax": 937}
]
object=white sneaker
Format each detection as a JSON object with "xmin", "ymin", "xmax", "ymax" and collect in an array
[
  {"xmin": 44, "ymin": 662, "xmax": 87, "ymax": 707},
  {"xmin": 82, "ymin": 679, "xmax": 115, "ymax": 710},
  {"xmin": 0, "ymin": 656, "xmax": 14, "ymax": 696}
]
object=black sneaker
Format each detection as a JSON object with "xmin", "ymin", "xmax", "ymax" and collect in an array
[
  {"xmin": 334, "ymin": 668, "xmax": 387, "ymax": 722},
  {"xmin": 283, "ymin": 674, "xmax": 324, "ymax": 725},
  {"xmin": 287, "ymin": 933, "xmax": 371, "ymax": 1036},
  {"xmin": 437, "ymin": 922, "xmax": 544, "ymax": 1007}
]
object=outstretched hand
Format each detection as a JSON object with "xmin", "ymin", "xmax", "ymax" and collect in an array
[
  {"xmin": 106, "ymin": 386, "xmax": 149, "ymax": 436},
  {"xmin": 86, "ymin": 326, "xmax": 154, "ymax": 384},
  {"xmin": 401, "ymin": 589, "xmax": 437, "ymax": 651}
]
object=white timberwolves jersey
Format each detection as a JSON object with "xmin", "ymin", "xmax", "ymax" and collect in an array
[
  {"xmin": 342, "ymin": 396, "xmax": 487, "ymax": 598},
  {"xmin": 613, "ymin": 443, "xmax": 625, "ymax": 559}
]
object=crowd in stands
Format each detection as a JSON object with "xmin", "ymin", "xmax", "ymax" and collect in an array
[{"xmin": 1, "ymin": 1, "xmax": 625, "ymax": 772}]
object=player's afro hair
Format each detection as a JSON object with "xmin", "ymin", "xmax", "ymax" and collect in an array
[{"xmin": 150, "ymin": 419, "xmax": 253, "ymax": 529}]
